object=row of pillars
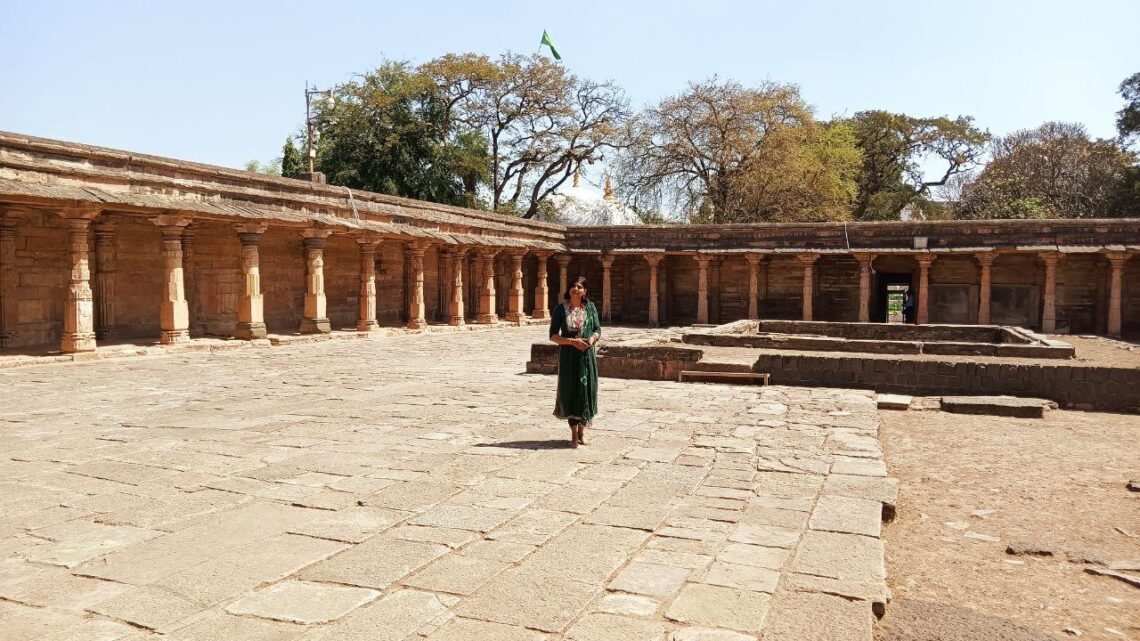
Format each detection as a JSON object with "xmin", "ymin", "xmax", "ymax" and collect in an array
[{"xmin": 603, "ymin": 250, "xmax": 1135, "ymax": 337}]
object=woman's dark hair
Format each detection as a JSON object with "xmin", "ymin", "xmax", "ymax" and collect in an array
[{"xmin": 563, "ymin": 275, "xmax": 590, "ymax": 301}]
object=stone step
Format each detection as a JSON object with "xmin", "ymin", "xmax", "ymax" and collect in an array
[
  {"xmin": 876, "ymin": 394, "xmax": 914, "ymax": 411},
  {"xmin": 940, "ymin": 395, "xmax": 1057, "ymax": 419},
  {"xmin": 678, "ymin": 370, "xmax": 770, "ymax": 385}
]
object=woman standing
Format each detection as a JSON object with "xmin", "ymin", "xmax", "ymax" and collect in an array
[{"xmin": 549, "ymin": 276, "xmax": 601, "ymax": 447}]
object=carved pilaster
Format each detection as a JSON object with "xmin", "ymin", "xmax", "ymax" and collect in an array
[
  {"xmin": 1038, "ymin": 252, "xmax": 1063, "ymax": 333},
  {"xmin": 235, "ymin": 224, "xmax": 267, "ymax": 340},
  {"xmin": 0, "ymin": 212, "xmax": 20, "ymax": 348},
  {"xmin": 645, "ymin": 253, "xmax": 663, "ymax": 327},
  {"xmin": 449, "ymin": 247, "xmax": 467, "ymax": 327},
  {"xmin": 532, "ymin": 251, "xmax": 551, "ymax": 320},
  {"xmin": 695, "ymin": 254, "xmax": 710, "ymax": 324},
  {"xmin": 93, "ymin": 222, "xmax": 117, "ymax": 340},
  {"xmin": 406, "ymin": 241, "xmax": 428, "ymax": 329},
  {"xmin": 357, "ymin": 238, "xmax": 380, "ymax": 332},
  {"xmin": 600, "ymin": 254, "xmax": 615, "ymax": 323},
  {"xmin": 745, "ymin": 253, "xmax": 763, "ymax": 321},
  {"xmin": 506, "ymin": 251, "xmax": 527, "ymax": 322},
  {"xmin": 975, "ymin": 253, "xmax": 996, "ymax": 325},
  {"xmin": 556, "ymin": 254, "xmax": 571, "ymax": 304},
  {"xmin": 477, "ymin": 249, "xmax": 499, "ymax": 324},
  {"xmin": 300, "ymin": 229, "xmax": 332, "ymax": 334},
  {"xmin": 1106, "ymin": 252, "xmax": 1130, "ymax": 337},
  {"xmin": 853, "ymin": 253, "xmax": 875, "ymax": 323},
  {"xmin": 798, "ymin": 253, "xmax": 819, "ymax": 322},
  {"xmin": 915, "ymin": 253, "xmax": 936, "ymax": 326},
  {"xmin": 154, "ymin": 216, "xmax": 192, "ymax": 344}
]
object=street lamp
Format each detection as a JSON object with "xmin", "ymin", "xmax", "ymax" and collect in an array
[{"xmin": 305, "ymin": 81, "xmax": 335, "ymax": 174}]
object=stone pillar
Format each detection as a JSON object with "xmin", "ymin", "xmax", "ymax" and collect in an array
[
  {"xmin": 1106, "ymin": 252, "xmax": 1129, "ymax": 338},
  {"xmin": 532, "ymin": 251, "xmax": 551, "ymax": 319},
  {"xmin": 477, "ymin": 249, "xmax": 499, "ymax": 324},
  {"xmin": 92, "ymin": 222, "xmax": 117, "ymax": 340},
  {"xmin": 601, "ymin": 254, "xmax": 615, "ymax": 323},
  {"xmin": 406, "ymin": 242, "xmax": 428, "ymax": 329},
  {"xmin": 695, "ymin": 255, "xmax": 710, "ymax": 324},
  {"xmin": 356, "ymin": 239, "xmax": 379, "ymax": 332},
  {"xmin": 915, "ymin": 254, "xmax": 936, "ymax": 326},
  {"xmin": 155, "ymin": 216, "xmax": 191, "ymax": 345},
  {"xmin": 745, "ymin": 253, "xmax": 763, "ymax": 320},
  {"xmin": 506, "ymin": 251, "xmax": 527, "ymax": 322},
  {"xmin": 182, "ymin": 225, "xmax": 204, "ymax": 338},
  {"xmin": 235, "ymin": 224, "xmax": 267, "ymax": 340},
  {"xmin": 798, "ymin": 253, "xmax": 819, "ymax": 322},
  {"xmin": 854, "ymin": 252, "xmax": 875, "ymax": 323},
  {"xmin": 61, "ymin": 212, "xmax": 99, "ymax": 353},
  {"xmin": 449, "ymin": 247, "xmax": 467, "ymax": 327},
  {"xmin": 1039, "ymin": 252, "xmax": 1062, "ymax": 333},
  {"xmin": 556, "ymin": 254, "xmax": 571, "ymax": 302},
  {"xmin": 645, "ymin": 253, "xmax": 663, "ymax": 327},
  {"xmin": 300, "ymin": 230, "xmax": 332, "ymax": 334},
  {"xmin": 976, "ymin": 252, "xmax": 995, "ymax": 325},
  {"xmin": 0, "ymin": 212, "xmax": 18, "ymax": 348}
]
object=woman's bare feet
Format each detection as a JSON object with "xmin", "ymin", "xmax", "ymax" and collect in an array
[
  {"xmin": 570, "ymin": 425, "xmax": 579, "ymax": 448},
  {"xmin": 577, "ymin": 424, "xmax": 588, "ymax": 445}
]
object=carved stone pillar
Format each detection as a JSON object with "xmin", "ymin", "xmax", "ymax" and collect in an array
[
  {"xmin": 477, "ymin": 249, "xmax": 499, "ymax": 324},
  {"xmin": 915, "ymin": 254, "xmax": 936, "ymax": 326},
  {"xmin": 746, "ymin": 253, "xmax": 763, "ymax": 321},
  {"xmin": 1039, "ymin": 252, "xmax": 1062, "ymax": 333},
  {"xmin": 92, "ymin": 222, "xmax": 117, "ymax": 340},
  {"xmin": 645, "ymin": 253, "xmax": 663, "ymax": 327},
  {"xmin": 356, "ymin": 238, "xmax": 379, "ymax": 332},
  {"xmin": 60, "ymin": 212, "xmax": 99, "ymax": 352},
  {"xmin": 0, "ymin": 213, "xmax": 17, "ymax": 348},
  {"xmin": 406, "ymin": 242, "xmax": 428, "ymax": 329},
  {"xmin": 506, "ymin": 251, "xmax": 527, "ymax": 322},
  {"xmin": 556, "ymin": 254, "xmax": 571, "ymax": 303},
  {"xmin": 234, "ymin": 224, "xmax": 267, "ymax": 340},
  {"xmin": 798, "ymin": 253, "xmax": 819, "ymax": 322},
  {"xmin": 1106, "ymin": 252, "xmax": 1130, "ymax": 337},
  {"xmin": 300, "ymin": 229, "xmax": 332, "ymax": 334},
  {"xmin": 693, "ymin": 255, "xmax": 710, "ymax": 324},
  {"xmin": 976, "ymin": 252, "xmax": 995, "ymax": 325},
  {"xmin": 601, "ymin": 254, "xmax": 615, "ymax": 323},
  {"xmin": 155, "ymin": 216, "xmax": 191, "ymax": 345},
  {"xmin": 854, "ymin": 252, "xmax": 875, "ymax": 323},
  {"xmin": 532, "ymin": 251, "xmax": 551, "ymax": 319},
  {"xmin": 182, "ymin": 225, "xmax": 204, "ymax": 338},
  {"xmin": 449, "ymin": 247, "xmax": 467, "ymax": 327}
]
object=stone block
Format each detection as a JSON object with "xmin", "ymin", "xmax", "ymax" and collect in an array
[
  {"xmin": 224, "ymin": 581, "xmax": 379, "ymax": 624},
  {"xmin": 808, "ymin": 495, "xmax": 882, "ymax": 537},
  {"xmin": 665, "ymin": 583, "xmax": 771, "ymax": 634},
  {"xmin": 608, "ymin": 561, "xmax": 690, "ymax": 597}
]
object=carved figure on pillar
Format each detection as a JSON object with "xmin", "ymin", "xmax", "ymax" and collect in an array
[
  {"xmin": 600, "ymin": 254, "xmax": 615, "ymax": 323},
  {"xmin": 645, "ymin": 253, "xmax": 663, "ymax": 327},
  {"xmin": 356, "ymin": 238, "xmax": 380, "ymax": 332},
  {"xmin": 61, "ymin": 210, "xmax": 100, "ymax": 352},
  {"xmin": 405, "ymin": 241, "xmax": 429, "ymax": 329},
  {"xmin": 797, "ymin": 253, "xmax": 819, "ymax": 322},
  {"xmin": 745, "ymin": 253, "xmax": 763, "ymax": 321},
  {"xmin": 506, "ymin": 250, "xmax": 527, "ymax": 323},
  {"xmin": 477, "ymin": 248, "xmax": 499, "ymax": 324},
  {"xmin": 532, "ymin": 251, "xmax": 551, "ymax": 319},
  {"xmin": 1, "ymin": 211, "xmax": 23, "ymax": 348},
  {"xmin": 300, "ymin": 229, "xmax": 332, "ymax": 334},
  {"xmin": 93, "ymin": 221, "xmax": 117, "ymax": 340},
  {"xmin": 915, "ymin": 253, "xmax": 936, "ymax": 325},
  {"xmin": 1038, "ymin": 252, "xmax": 1063, "ymax": 333},
  {"xmin": 975, "ymin": 252, "xmax": 996, "ymax": 325},
  {"xmin": 235, "ymin": 224, "xmax": 267, "ymax": 339},
  {"xmin": 154, "ymin": 215, "xmax": 192, "ymax": 344}
]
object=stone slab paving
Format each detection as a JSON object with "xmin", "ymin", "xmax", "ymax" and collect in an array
[{"xmin": 0, "ymin": 326, "xmax": 893, "ymax": 641}]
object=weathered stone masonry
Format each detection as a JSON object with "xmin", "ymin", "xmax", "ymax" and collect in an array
[{"xmin": 1, "ymin": 131, "xmax": 1138, "ymax": 354}]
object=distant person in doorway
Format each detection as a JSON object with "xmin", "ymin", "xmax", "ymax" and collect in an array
[
  {"xmin": 548, "ymin": 276, "xmax": 600, "ymax": 447},
  {"xmin": 902, "ymin": 291, "xmax": 916, "ymax": 324}
]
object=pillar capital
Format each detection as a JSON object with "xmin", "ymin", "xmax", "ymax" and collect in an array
[
  {"xmin": 93, "ymin": 221, "xmax": 117, "ymax": 237},
  {"xmin": 745, "ymin": 252, "xmax": 764, "ymax": 266},
  {"xmin": 600, "ymin": 253, "xmax": 615, "ymax": 268},
  {"xmin": 914, "ymin": 252, "xmax": 936, "ymax": 267},
  {"xmin": 151, "ymin": 213, "xmax": 191, "ymax": 229},
  {"xmin": 797, "ymin": 252, "xmax": 820, "ymax": 265},
  {"xmin": 1104, "ymin": 250, "xmax": 1131, "ymax": 266},
  {"xmin": 60, "ymin": 205, "xmax": 102, "ymax": 222},
  {"xmin": 644, "ymin": 252, "xmax": 665, "ymax": 267},
  {"xmin": 555, "ymin": 253, "xmax": 572, "ymax": 267},
  {"xmin": 531, "ymin": 249, "xmax": 552, "ymax": 260},
  {"xmin": 974, "ymin": 251, "xmax": 997, "ymax": 266},
  {"xmin": 1037, "ymin": 251, "xmax": 1063, "ymax": 265},
  {"xmin": 236, "ymin": 222, "xmax": 268, "ymax": 236},
  {"xmin": 852, "ymin": 252, "xmax": 876, "ymax": 266}
]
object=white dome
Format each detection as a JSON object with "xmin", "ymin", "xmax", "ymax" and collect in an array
[{"xmin": 551, "ymin": 174, "xmax": 641, "ymax": 226}]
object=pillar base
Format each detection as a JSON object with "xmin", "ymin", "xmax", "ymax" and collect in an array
[
  {"xmin": 235, "ymin": 322, "xmax": 267, "ymax": 340},
  {"xmin": 300, "ymin": 318, "xmax": 331, "ymax": 334},
  {"xmin": 356, "ymin": 320, "xmax": 378, "ymax": 332},
  {"xmin": 476, "ymin": 314, "xmax": 498, "ymax": 324},
  {"xmin": 531, "ymin": 309, "xmax": 549, "ymax": 320},
  {"xmin": 506, "ymin": 313, "xmax": 527, "ymax": 323},
  {"xmin": 449, "ymin": 317, "xmax": 465, "ymax": 327},
  {"xmin": 160, "ymin": 329, "xmax": 190, "ymax": 345},
  {"xmin": 407, "ymin": 318, "xmax": 427, "ymax": 330},
  {"xmin": 61, "ymin": 333, "xmax": 97, "ymax": 353}
]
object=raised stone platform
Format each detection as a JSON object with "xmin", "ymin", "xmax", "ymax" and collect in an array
[
  {"xmin": 0, "ymin": 325, "xmax": 894, "ymax": 640},
  {"xmin": 940, "ymin": 396, "xmax": 1057, "ymax": 419}
]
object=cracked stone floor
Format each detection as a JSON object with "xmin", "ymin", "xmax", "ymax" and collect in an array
[{"xmin": 0, "ymin": 325, "xmax": 894, "ymax": 641}]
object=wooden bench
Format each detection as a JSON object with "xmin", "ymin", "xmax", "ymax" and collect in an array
[{"xmin": 678, "ymin": 371, "xmax": 770, "ymax": 385}]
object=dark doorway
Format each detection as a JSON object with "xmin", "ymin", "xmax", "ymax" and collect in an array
[{"xmin": 874, "ymin": 273, "xmax": 913, "ymax": 323}]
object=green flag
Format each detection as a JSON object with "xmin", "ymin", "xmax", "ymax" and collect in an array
[{"xmin": 540, "ymin": 30, "xmax": 561, "ymax": 61}]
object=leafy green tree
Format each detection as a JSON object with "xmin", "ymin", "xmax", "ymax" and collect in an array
[
  {"xmin": 849, "ymin": 111, "xmax": 988, "ymax": 220},
  {"xmin": 1117, "ymin": 72, "xmax": 1140, "ymax": 148},
  {"xmin": 243, "ymin": 159, "xmax": 281, "ymax": 175},
  {"xmin": 615, "ymin": 79, "xmax": 860, "ymax": 223},
  {"xmin": 281, "ymin": 137, "xmax": 304, "ymax": 178},
  {"xmin": 956, "ymin": 122, "xmax": 1136, "ymax": 219}
]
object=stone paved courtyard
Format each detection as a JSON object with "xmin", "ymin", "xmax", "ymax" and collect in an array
[{"xmin": 0, "ymin": 326, "xmax": 892, "ymax": 641}]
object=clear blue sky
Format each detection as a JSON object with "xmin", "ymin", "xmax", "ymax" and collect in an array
[{"xmin": 3, "ymin": 0, "xmax": 1137, "ymax": 171}]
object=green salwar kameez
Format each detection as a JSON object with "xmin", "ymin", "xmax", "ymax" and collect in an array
[{"xmin": 549, "ymin": 301, "xmax": 601, "ymax": 424}]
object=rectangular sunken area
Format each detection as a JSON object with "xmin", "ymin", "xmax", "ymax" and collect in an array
[{"xmin": 682, "ymin": 320, "xmax": 1075, "ymax": 359}]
